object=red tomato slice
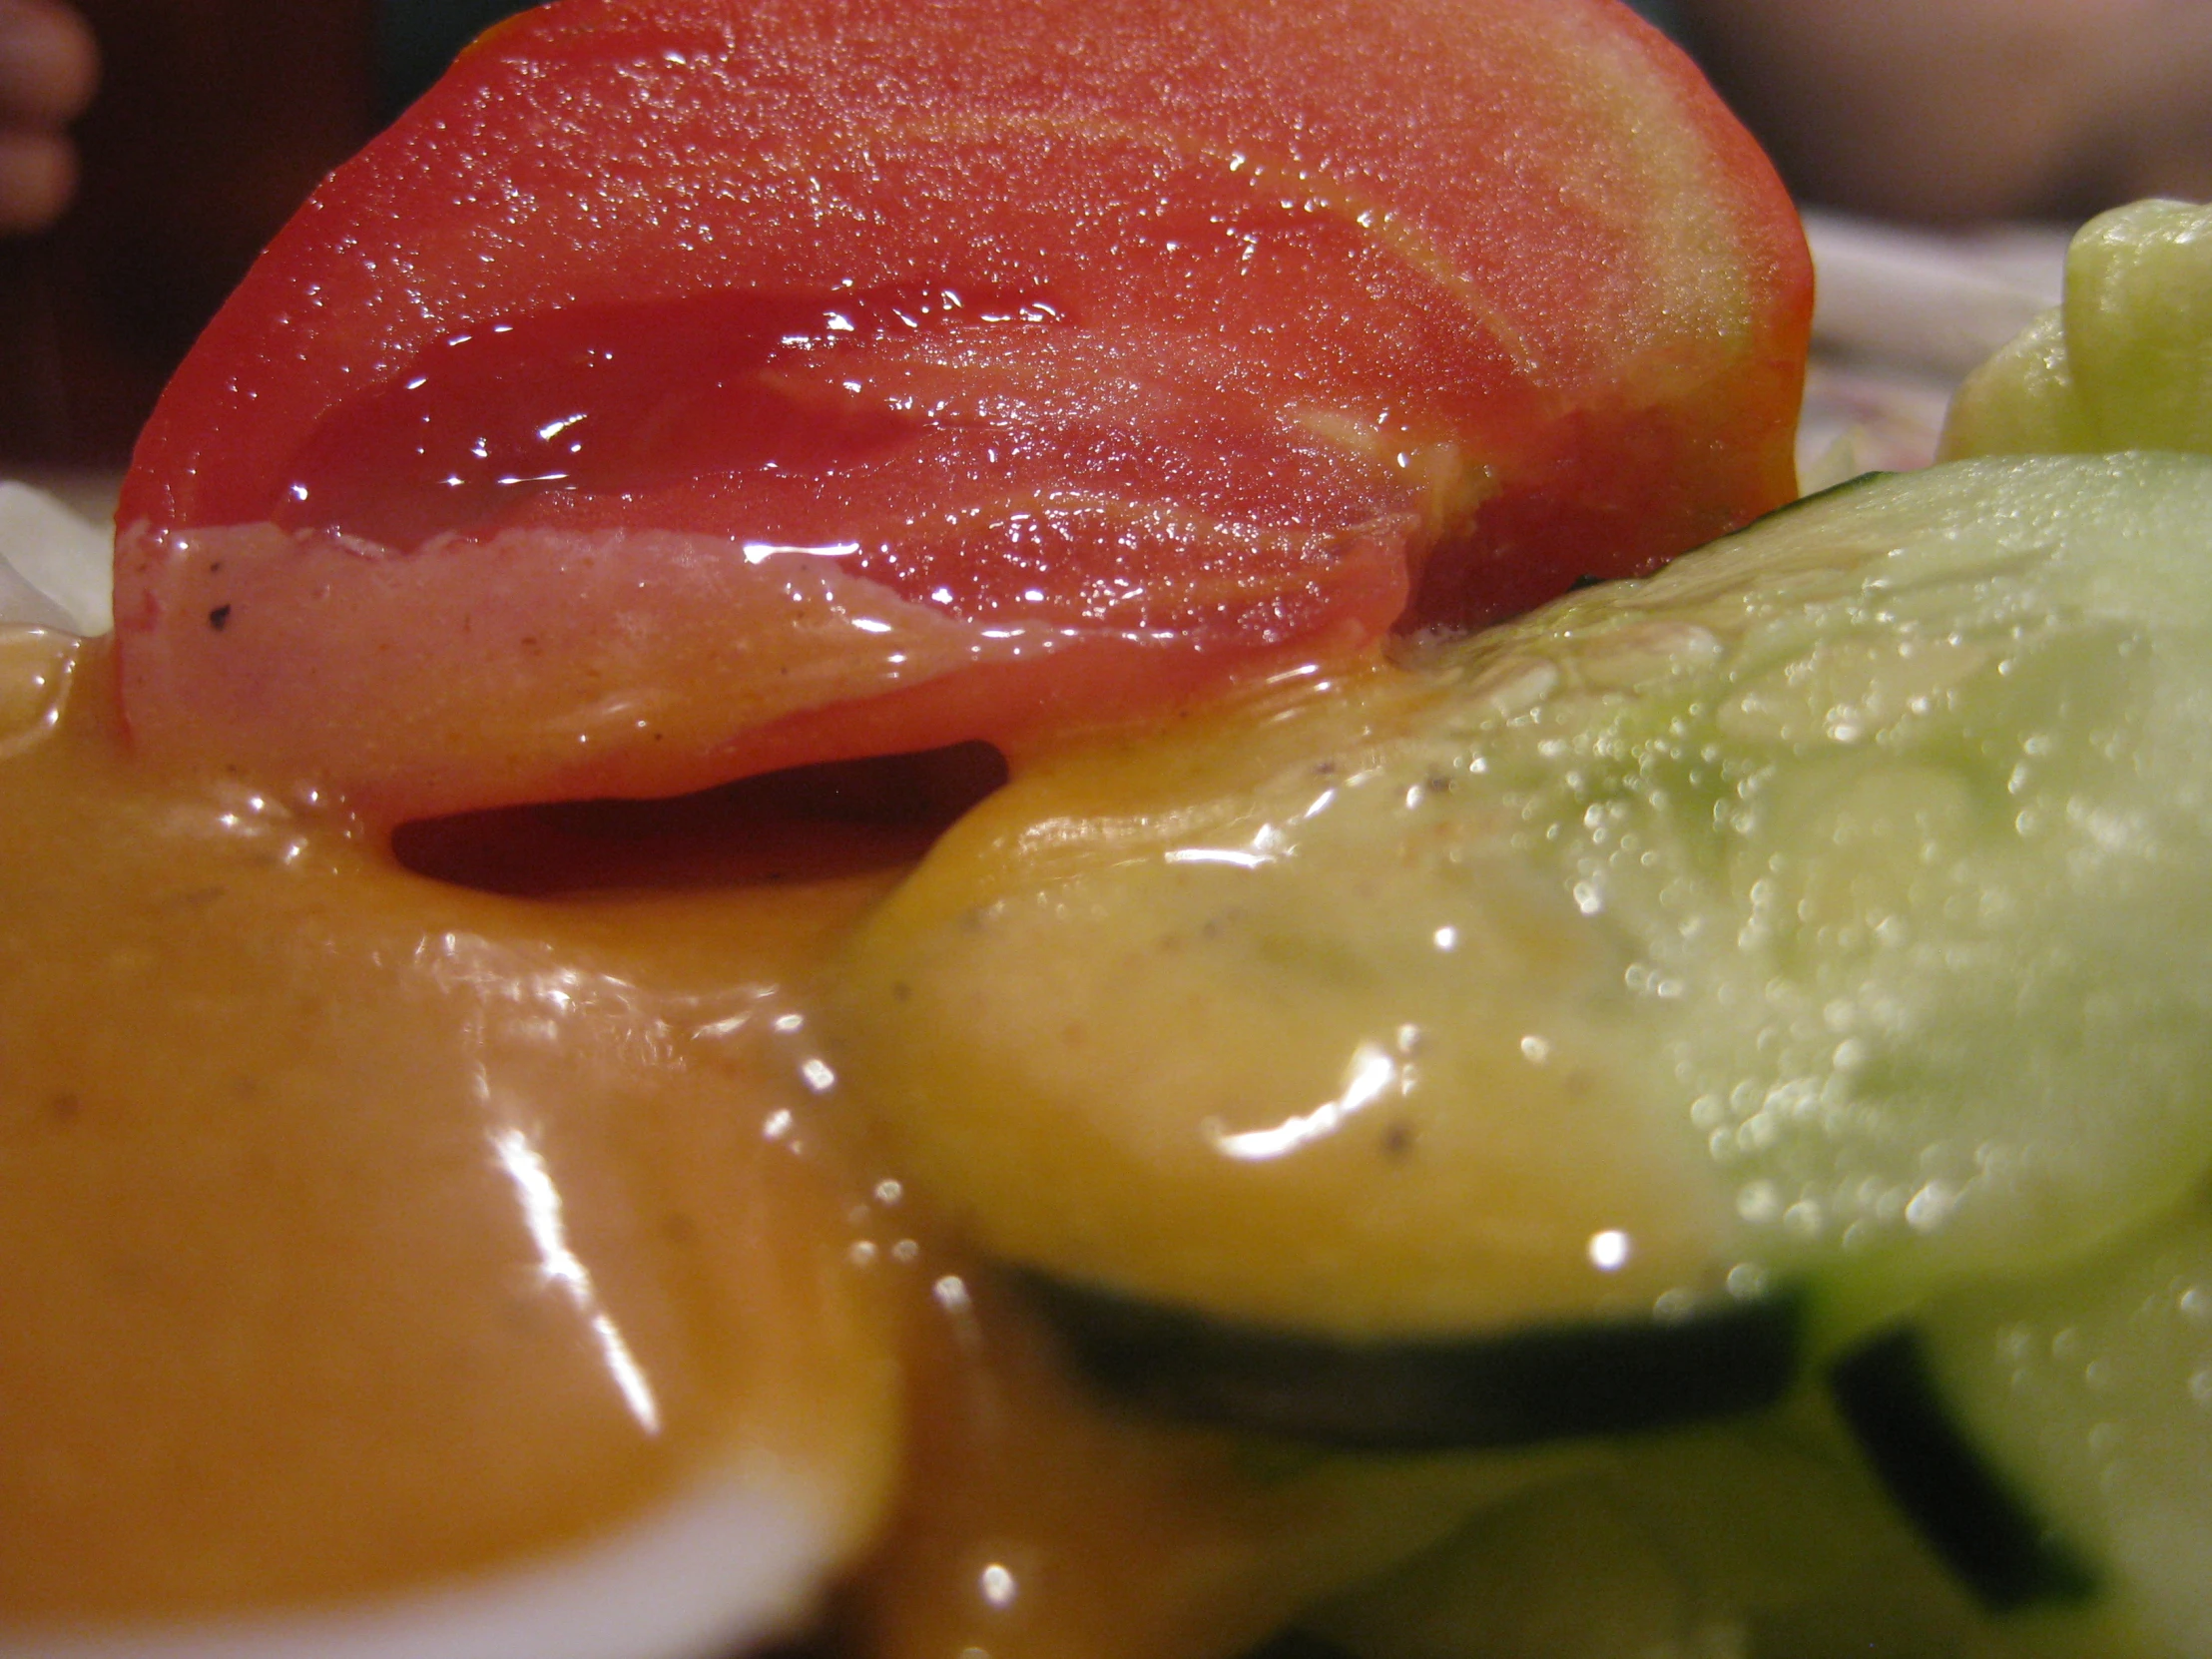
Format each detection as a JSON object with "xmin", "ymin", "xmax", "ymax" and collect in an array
[{"xmin": 115, "ymin": 0, "xmax": 1810, "ymax": 828}]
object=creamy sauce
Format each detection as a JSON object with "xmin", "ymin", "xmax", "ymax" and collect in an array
[
  {"xmin": 2, "ymin": 629, "xmax": 1469, "ymax": 1654},
  {"xmin": 847, "ymin": 1271, "xmax": 1557, "ymax": 1659},
  {"xmin": 0, "ymin": 633, "xmax": 900, "ymax": 1617}
]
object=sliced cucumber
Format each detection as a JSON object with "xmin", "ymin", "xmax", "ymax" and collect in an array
[
  {"xmin": 1311, "ymin": 1473, "xmax": 1733, "ymax": 1659},
  {"xmin": 1831, "ymin": 1331, "xmax": 2098, "ymax": 1614},
  {"xmin": 1303, "ymin": 1413, "xmax": 1991, "ymax": 1659},
  {"xmin": 1833, "ymin": 1209, "xmax": 2212, "ymax": 1655},
  {"xmin": 1031, "ymin": 1273, "xmax": 1798, "ymax": 1450},
  {"xmin": 1942, "ymin": 199, "xmax": 2212, "ymax": 461},
  {"xmin": 830, "ymin": 455, "xmax": 2212, "ymax": 1435}
]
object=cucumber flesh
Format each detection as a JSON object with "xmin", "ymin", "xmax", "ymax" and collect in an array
[
  {"xmin": 1943, "ymin": 200, "xmax": 2212, "ymax": 462},
  {"xmin": 1836, "ymin": 1211, "xmax": 2212, "ymax": 1654},
  {"xmin": 831, "ymin": 454, "xmax": 2212, "ymax": 1382},
  {"xmin": 1304, "ymin": 1415, "xmax": 1990, "ymax": 1659}
]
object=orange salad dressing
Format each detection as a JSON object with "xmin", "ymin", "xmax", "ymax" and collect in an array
[
  {"xmin": 0, "ymin": 629, "xmax": 899, "ymax": 1617},
  {"xmin": 0, "ymin": 626, "xmax": 1494, "ymax": 1654}
]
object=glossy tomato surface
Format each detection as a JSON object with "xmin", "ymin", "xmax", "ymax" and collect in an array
[{"xmin": 116, "ymin": 0, "xmax": 1810, "ymax": 826}]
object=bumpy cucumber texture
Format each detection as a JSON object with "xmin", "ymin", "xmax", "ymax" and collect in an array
[{"xmin": 827, "ymin": 452, "xmax": 2212, "ymax": 1453}]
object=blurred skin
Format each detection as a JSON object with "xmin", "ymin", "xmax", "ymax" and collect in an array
[
  {"xmin": 0, "ymin": 0, "xmax": 95, "ymax": 234},
  {"xmin": 1677, "ymin": 0, "xmax": 2212, "ymax": 222}
]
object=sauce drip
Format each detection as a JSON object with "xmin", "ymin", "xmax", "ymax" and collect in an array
[{"xmin": 273, "ymin": 283, "xmax": 1065, "ymax": 548}]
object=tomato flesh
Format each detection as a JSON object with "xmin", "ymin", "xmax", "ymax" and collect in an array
[
  {"xmin": 114, "ymin": 0, "xmax": 1811, "ymax": 826},
  {"xmin": 271, "ymin": 286, "xmax": 973, "ymax": 550},
  {"xmin": 272, "ymin": 278, "xmax": 1415, "ymax": 638}
]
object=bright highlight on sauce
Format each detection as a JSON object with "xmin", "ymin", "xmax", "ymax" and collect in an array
[
  {"xmin": 0, "ymin": 632, "xmax": 1519, "ymax": 1659},
  {"xmin": 0, "ymin": 637, "xmax": 908, "ymax": 1619}
]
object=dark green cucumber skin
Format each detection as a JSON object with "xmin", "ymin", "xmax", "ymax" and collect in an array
[
  {"xmin": 1734, "ymin": 466, "xmax": 1896, "ymax": 527},
  {"xmin": 1027, "ymin": 1273, "xmax": 1802, "ymax": 1451},
  {"xmin": 1830, "ymin": 1329, "xmax": 2099, "ymax": 1614}
]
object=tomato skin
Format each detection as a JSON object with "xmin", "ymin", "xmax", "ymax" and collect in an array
[{"xmin": 116, "ymin": 0, "xmax": 1809, "ymax": 826}]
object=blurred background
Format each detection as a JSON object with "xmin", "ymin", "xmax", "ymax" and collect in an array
[
  {"xmin": 0, "ymin": 0, "xmax": 510, "ymax": 474},
  {"xmin": 0, "ymin": 0, "xmax": 374, "ymax": 470},
  {"xmin": 1, "ymin": 0, "xmax": 2208, "ymax": 482}
]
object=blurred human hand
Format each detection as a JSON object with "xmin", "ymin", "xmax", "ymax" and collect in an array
[{"xmin": 0, "ymin": 0, "xmax": 95, "ymax": 234}]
